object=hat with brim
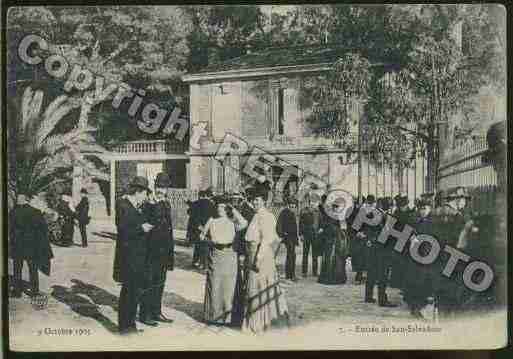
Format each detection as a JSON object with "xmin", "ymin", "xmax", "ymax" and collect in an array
[
  {"xmin": 155, "ymin": 172, "xmax": 172, "ymax": 188},
  {"xmin": 379, "ymin": 197, "xmax": 393, "ymax": 211},
  {"xmin": 128, "ymin": 176, "xmax": 151, "ymax": 193},
  {"xmin": 420, "ymin": 192, "xmax": 434, "ymax": 200},
  {"xmin": 396, "ymin": 195, "xmax": 409, "ymax": 207},
  {"xmin": 417, "ymin": 199, "xmax": 432, "ymax": 208},
  {"xmin": 445, "ymin": 187, "xmax": 471, "ymax": 200},
  {"xmin": 365, "ymin": 195, "xmax": 376, "ymax": 204}
]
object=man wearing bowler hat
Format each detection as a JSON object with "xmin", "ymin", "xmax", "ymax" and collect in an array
[
  {"xmin": 140, "ymin": 173, "xmax": 175, "ymax": 325},
  {"xmin": 431, "ymin": 186, "xmax": 472, "ymax": 319},
  {"xmin": 115, "ymin": 176, "xmax": 155, "ymax": 334}
]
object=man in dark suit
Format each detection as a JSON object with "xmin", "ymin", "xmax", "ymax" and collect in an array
[
  {"xmin": 277, "ymin": 199, "xmax": 299, "ymax": 281},
  {"xmin": 431, "ymin": 186, "xmax": 471, "ymax": 319},
  {"xmin": 299, "ymin": 193, "xmax": 322, "ymax": 278},
  {"xmin": 75, "ymin": 188, "xmax": 90, "ymax": 247},
  {"xmin": 390, "ymin": 194, "xmax": 415, "ymax": 290},
  {"xmin": 115, "ymin": 176, "xmax": 154, "ymax": 334},
  {"xmin": 356, "ymin": 195, "xmax": 397, "ymax": 307},
  {"xmin": 9, "ymin": 193, "xmax": 54, "ymax": 297},
  {"xmin": 404, "ymin": 198, "xmax": 435, "ymax": 319},
  {"xmin": 140, "ymin": 173, "xmax": 175, "ymax": 325}
]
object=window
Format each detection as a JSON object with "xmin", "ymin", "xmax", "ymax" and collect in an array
[{"xmin": 278, "ymin": 88, "xmax": 285, "ymax": 135}]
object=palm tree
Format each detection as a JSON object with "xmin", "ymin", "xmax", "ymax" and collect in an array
[{"xmin": 7, "ymin": 86, "xmax": 111, "ymax": 207}]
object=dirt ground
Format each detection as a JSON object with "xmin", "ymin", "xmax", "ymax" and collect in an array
[{"xmin": 8, "ymin": 221, "xmax": 447, "ymax": 350}]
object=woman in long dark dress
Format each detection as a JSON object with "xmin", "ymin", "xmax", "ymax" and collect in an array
[
  {"xmin": 57, "ymin": 195, "xmax": 76, "ymax": 247},
  {"xmin": 318, "ymin": 200, "xmax": 349, "ymax": 285}
]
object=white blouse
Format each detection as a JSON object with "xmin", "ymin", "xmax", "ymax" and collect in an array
[
  {"xmin": 245, "ymin": 208, "xmax": 278, "ymax": 245},
  {"xmin": 207, "ymin": 217, "xmax": 236, "ymax": 245},
  {"xmin": 202, "ymin": 208, "xmax": 248, "ymax": 245}
]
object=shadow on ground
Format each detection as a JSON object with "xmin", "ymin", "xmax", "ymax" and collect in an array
[
  {"xmin": 91, "ymin": 231, "xmax": 117, "ymax": 240},
  {"xmin": 69, "ymin": 279, "xmax": 119, "ymax": 311},
  {"xmin": 51, "ymin": 284, "xmax": 118, "ymax": 334},
  {"xmin": 173, "ymin": 250, "xmax": 207, "ymax": 274},
  {"xmin": 162, "ymin": 291, "xmax": 204, "ymax": 323}
]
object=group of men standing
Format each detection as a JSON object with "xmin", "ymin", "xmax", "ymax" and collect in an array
[
  {"xmin": 114, "ymin": 174, "xmax": 174, "ymax": 335},
  {"xmin": 348, "ymin": 187, "xmax": 493, "ymax": 320}
]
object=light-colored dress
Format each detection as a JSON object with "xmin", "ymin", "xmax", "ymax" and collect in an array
[
  {"xmin": 203, "ymin": 212, "xmax": 247, "ymax": 324},
  {"xmin": 243, "ymin": 207, "xmax": 289, "ymax": 333}
]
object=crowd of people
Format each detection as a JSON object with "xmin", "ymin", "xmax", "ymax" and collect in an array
[
  {"xmin": 113, "ymin": 173, "xmax": 289, "ymax": 335},
  {"xmin": 8, "ymin": 170, "xmax": 501, "ymax": 336},
  {"xmin": 272, "ymin": 187, "xmax": 500, "ymax": 321}
]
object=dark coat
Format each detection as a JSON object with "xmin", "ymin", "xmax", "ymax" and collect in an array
[
  {"xmin": 403, "ymin": 214, "xmax": 435, "ymax": 300},
  {"xmin": 233, "ymin": 201, "xmax": 255, "ymax": 255},
  {"xmin": 431, "ymin": 204, "xmax": 468, "ymax": 294},
  {"xmin": 56, "ymin": 199, "xmax": 75, "ymax": 243},
  {"xmin": 353, "ymin": 206, "xmax": 384, "ymax": 272},
  {"xmin": 113, "ymin": 198, "xmax": 148, "ymax": 283},
  {"xmin": 75, "ymin": 197, "xmax": 90, "ymax": 225},
  {"xmin": 299, "ymin": 206, "xmax": 321, "ymax": 239},
  {"xmin": 388, "ymin": 207, "xmax": 416, "ymax": 288},
  {"xmin": 318, "ymin": 215, "xmax": 348, "ymax": 285},
  {"xmin": 9, "ymin": 204, "xmax": 54, "ymax": 276},
  {"xmin": 141, "ymin": 200, "xmax": 174, "ymax": 267},
  {"xmin": 431, "ymin": 204, "xmax": 467, "ymax": 248},
  {"xmin": 276, "ymin": 207, "xmax": 298, "ymax": 244},
  {"xmin": 187, "ymin": 198, "xmax": 216, "ymax": 241},
  {"xmin": 346, "ymin": 204, "xmax": 367, "ymax": 272}
]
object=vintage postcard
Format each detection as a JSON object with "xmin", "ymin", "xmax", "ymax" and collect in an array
[{"xmin": 5, "ymin": 4, "xmax": 508, "ymax": 351}]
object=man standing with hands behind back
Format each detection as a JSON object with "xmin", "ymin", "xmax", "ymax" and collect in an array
[{"xmin": 115, "ymin": 176, "xmax": 154, "ymax": 335}]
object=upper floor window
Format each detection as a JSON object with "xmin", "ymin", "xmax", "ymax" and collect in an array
[{"xmin": 278, "ymin": 88, "xmax": 285, "ymax": 135}]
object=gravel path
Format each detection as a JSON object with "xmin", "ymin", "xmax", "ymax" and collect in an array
[{"xmin": 9, "ymin": 222, "xmax": 441, "ymax": 350}]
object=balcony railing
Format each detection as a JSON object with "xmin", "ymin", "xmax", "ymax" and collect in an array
[{"xmin": 113, "ymin": 139, "xmax": 188, "ymax": 154}]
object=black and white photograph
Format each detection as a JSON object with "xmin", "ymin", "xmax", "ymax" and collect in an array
[{"xmin": 4, "ymin": 4, "xmax": 508, "ymax": 351}]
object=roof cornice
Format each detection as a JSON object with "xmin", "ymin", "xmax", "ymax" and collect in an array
[{"xmin": 181, "ymin": 62, "xmax": 334, "ymax": 83}]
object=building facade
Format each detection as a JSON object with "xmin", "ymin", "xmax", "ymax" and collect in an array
[{"xmin": 182, "ymin": 46, "xmax": 426, "ymax": 204}]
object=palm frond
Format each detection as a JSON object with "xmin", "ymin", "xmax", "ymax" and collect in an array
[
  {"xmin": 31, "ymin": 167, "xmax": 73, "ymax": 195},
  {"xmin": 21, "ymin": 87, "xmax": 43, "ymax": 135},
  {"xmin": 36, "ymin": 97, "xmax": 75, "ymax": 149}
]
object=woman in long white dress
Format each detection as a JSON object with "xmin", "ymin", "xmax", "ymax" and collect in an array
[
  {"xmin": 242, "ymin": 189, "xmax": 289, "ymax": 333},
  {"xmin": 201, "ymin": 201, "xmax": 247, "ymax": 324}
]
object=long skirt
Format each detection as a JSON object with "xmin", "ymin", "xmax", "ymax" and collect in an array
[
  {"xmin": 242, "ymin": 243, "xmax": 289, "ymax": 334},
  {"xmin": 203, "ymin": 247, "xmax": 238, "ymax": 324},
  {"xmin": 59, "ymin": 216, "xmax": 74, "ymax": 245},
  {"xmin": 231, "ymin": 256, "xmax": 246, "ymax": 327},
  {"xmin": 318, "ymin": 236, "xmax": 347, "ymax": 285},
  {"xmin": 348, "ymin": 229, "xmax": 368, "ymax": 272}
]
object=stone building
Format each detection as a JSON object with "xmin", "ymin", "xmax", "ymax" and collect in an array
[{"xmin": 182, "ymin": 45, "xmax": 426, "ymax": 203}]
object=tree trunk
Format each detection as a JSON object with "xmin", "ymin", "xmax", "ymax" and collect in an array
[
  {"xmin": 397, "ymin": 162, "xmax": 404, "ymax": 193},
  {"xmin": 425, "ymin": 125, "xmax": 439, "ymax": 194},
  {"xmin": 73, "ymin": 95, "xmax": 93, "ymax": 203}
]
